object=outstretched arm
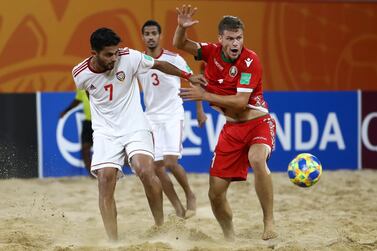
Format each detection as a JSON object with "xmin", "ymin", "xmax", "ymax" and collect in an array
[
  {"xmin": 152, "ymin": 60, "xmax": 207, "ymax": 86},
  {"xmin": 173, "ymin": 5, "xmax": 200, "ymax": 56},
  {"xmin": 180, "ymin": 84, "xmax": 251, "ymax": 112}
]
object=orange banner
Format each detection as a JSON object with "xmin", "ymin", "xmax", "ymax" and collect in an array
[{"xmin": 0, "ymin": 0, "xmax": 376, "ymax": 92}]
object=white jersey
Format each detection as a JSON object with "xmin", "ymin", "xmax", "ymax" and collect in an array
[
  {"xmin": 138, "ymin": 49, "xmax": 192, "ymax": 121},
  {"xmin": 72, "ymin": 48, "xmax": 155, "ymax": 137}
]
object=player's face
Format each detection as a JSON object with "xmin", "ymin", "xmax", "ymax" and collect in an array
[
  {"xmin": 95, "ymin": 45, "xmax": 119, "ymax": 71},
  {"xmin": 142, "ymin": 26, "xmax": 161, "ymax": 49},
  {"xmin": 218, "ymin": 29, "xmax": 244, "ymax": 60}
]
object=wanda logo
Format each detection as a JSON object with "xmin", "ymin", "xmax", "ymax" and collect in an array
[{"xmin": 56, "ymin": 105, "xmax": 85, "ymax": 168}]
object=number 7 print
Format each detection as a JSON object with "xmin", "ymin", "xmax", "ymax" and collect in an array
[{"xmin": 104, "ymin": 83, "xmax": 113, "ymax": 101}]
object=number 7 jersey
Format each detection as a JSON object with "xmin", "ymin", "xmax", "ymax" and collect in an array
[{"xmin": 72, "ymin": 48, "xmax": 155, "ymax": 137}]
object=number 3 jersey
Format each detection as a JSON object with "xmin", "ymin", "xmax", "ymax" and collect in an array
[
  {"xmin": 138, "ymin": 49, "xmax": 192, "ymax": 121},
  {"xmin": 72, "ymin": 48, "xmax": 155, "ymax": 137}
]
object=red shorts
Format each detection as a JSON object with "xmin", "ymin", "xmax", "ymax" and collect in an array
[{"xmin": 209, "ymin": 114, "xmax": 276, "ymax": 181}]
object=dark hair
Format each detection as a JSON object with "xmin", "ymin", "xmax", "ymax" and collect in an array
[
  {"xmin": 218, "ymin": 16, "xmax": 244, "ymax": 34},
  {"xmin": 90, "ymin": 27, "xmax": 121, "ymax": 52},
  {"xmin": 141, "ymin": 20, "xmax": 162, "ymax": 34}
]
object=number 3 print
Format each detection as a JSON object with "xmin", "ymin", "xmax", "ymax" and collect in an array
[{"xmin": 151, "ymin": 73, "xmax": 160, "ymax": 86}]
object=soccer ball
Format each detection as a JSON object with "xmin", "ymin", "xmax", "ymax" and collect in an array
[{"xmin": 287, "ymin": 153, "xmax": 322, "ymax": 187}]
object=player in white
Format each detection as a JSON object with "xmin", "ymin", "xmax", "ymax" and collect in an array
[
  {"xmin": 72, "ymin": 28, "xmax": 206, "ymax": 240},
  {"xmin": 138, "ymin": 20, "xmax": 198, "ymax": 218}
]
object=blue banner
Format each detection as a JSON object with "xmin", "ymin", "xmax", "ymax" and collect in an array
[
  {"xmin": 179, "ymin": 103, "xmax": 225, "ymax": 173},
  {"xmin": 266, "ymin": 91, "xmax": 358, "ymax": 170},
  {"xmin": 39, "ymin": 91, "xmax": 358, "ymax": 177},
  {"xmin": 41, "ymin": 92, "xmax": 89, "ymax": 177}
]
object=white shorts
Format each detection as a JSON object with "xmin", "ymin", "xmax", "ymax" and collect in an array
[
  {"xmin": 148, "ymin": 117, "xmax": 184, "ymax": 161},
  {"xmin": 91, "ymin": 130, "xmax": 154, "ymax": 179}
]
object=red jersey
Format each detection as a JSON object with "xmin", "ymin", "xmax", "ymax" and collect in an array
[{"xmin": 196, "ymin": 42, "xmax": 268, "ymax": 113}]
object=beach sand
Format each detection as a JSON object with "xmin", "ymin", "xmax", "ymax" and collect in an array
[{"xmin": 1, "ymin": 170, "xmax": 376, "ymax": 251}]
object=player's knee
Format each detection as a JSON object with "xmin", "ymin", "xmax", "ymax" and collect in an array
[
  {"xmin": 154, "ymin": 165, "xmax": 165, "ymax": 177},
  {"xmin": 249, "ymin": 154, "xmax": 266, "ymax": 171},
  {"xmin": 208, "ymin": 189, "xmax": 225, "ymax": 204},
  {"xmin": 132, "ymin": 155, "xmax": 153, "ymax": 171},
  {"xmin": 98, "ymin": 171, "xmax": 113, "ymax": 184},
  {"xmin": 97, "ymin": 173, "xmax": 115, "ymax": 197},
  {"xmin": 137, "ymin": 166, "xmax": 155, "ymax": 182},
  {"xmin": 164, "ymin": 160, "xmax": 178, "ymax": 170}
]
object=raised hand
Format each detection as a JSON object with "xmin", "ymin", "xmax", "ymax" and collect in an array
[{"xmin": 176, "ymin": 4, "xmax": 199, "ymax": 28}]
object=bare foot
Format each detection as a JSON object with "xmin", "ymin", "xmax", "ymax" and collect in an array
[
  {"xmin": 144, "ymin": 224, "xmax": 163, "ymax": 238},
  {"xmin": 185, "ymin": 209, "xmax": 196, "ymax": 219},
  {"xmin": 186, "ymin": 192, "xmax": 196, "ymax": 212},
  {"xmin": 262, "ymin": 221, "xmax": 278, "ymax": 240},
  {"xmin": 107, "ymin": 237, "xmax": 118, "ymax": 243},
  {"xmin": 175, "ymin": 206, "xmax": 186, "ymax": 218},
  {"xmin": 224, "ymin": 229, "xmax": 235, "ymax": 242},
  {"xmin": 262, "ymin": 230, "xmax": 278, "ymax": 240}
]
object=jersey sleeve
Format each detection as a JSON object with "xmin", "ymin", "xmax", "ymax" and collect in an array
[
  {"xmin": 195, "ymin": 42, "xmax": 217, "ymax": 62},
  {"xmin": 236, "ymin": 55, "xmax": 262, "ymax": 93},
  {"xmin": 72, "ymin": 68, "xmax": 85, "ymax": 90},
  {"xmin": 130, "ymin": 49, "xmax": 155, "ymax": 75},
  {"xmin": 175, "ymin": 55, "xmax": 193, "ymax": 73}
]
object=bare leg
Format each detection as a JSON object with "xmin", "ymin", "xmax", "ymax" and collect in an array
[
  {"xmin": 154, "ymin": 160, "xmax": 185, "ymax": 218},
  {"xmin": 164, "ymin": 155, "xmax": 196, "ymax": 215},
  {"xmin": 208, "ymin": 176, "xmax": 234, "ymax": 241},
  {"xmin": 131, "ymin": 154, "xmax": 164, "ymax": 226},
  {"xmin": 97, "ymin": 167, "xmax": 118, "ymax": 241},
  {"xmin": 248, "ymin": 144, "xmax": 277, "ymax": 240},
  {"xmin": 82, "ymin": 142, "xmax": 94, "ymax": 177}
]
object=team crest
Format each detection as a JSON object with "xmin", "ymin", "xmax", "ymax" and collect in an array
[
  {"xmin": 229, "ymin": 66, "xmax": 238, "ymax": 77},
  {"xmin": 116, "ymin": 71, "xmax": 125, "ymax": 81}
]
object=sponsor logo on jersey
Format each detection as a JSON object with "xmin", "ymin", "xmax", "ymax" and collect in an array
[
  {"xmin": 116, "ymin": 71, "xmax": 125, "ymax": 81},
  {"xmin": 213, "ymin": 58, "xmax": 224, "ymax": 71},
  {"xmin": 229, "ymin": 66, "xmax": 238, "ymax": 77},
  {"xmin": 218, "ymin": 79, "xmax": 224, "ymax": 84},
  {"xmin": 245, "ymin": 58, "xmax": 253, "ymax": 67},
  {"xmin": 89, "ymin": 84, "xmax": 96, "ymax": 90},
  {"xmin": 240, "ymin": 72, "xmax": 251, "ymax": 85}
]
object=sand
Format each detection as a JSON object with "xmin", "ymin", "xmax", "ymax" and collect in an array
[{"xmin": 0, "ymin": 170, "xmax": 376, "ymax": 251}]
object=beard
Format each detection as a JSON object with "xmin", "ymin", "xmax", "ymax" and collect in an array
[
  {"xmin": 98, "ymin": 59, "xmax": 114, "ymax": 71},
  {"xmin": 147, "ymin": 39, "xmax": 158, "ymax": 50},
  {"xmin": 147, "ymin": 44, "xmax": 157, "ymax": 50}
]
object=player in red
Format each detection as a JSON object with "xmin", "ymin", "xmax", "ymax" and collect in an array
[{"xmin": 174, "ymin": 5, "xmax": 277, "ymax": 241}]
